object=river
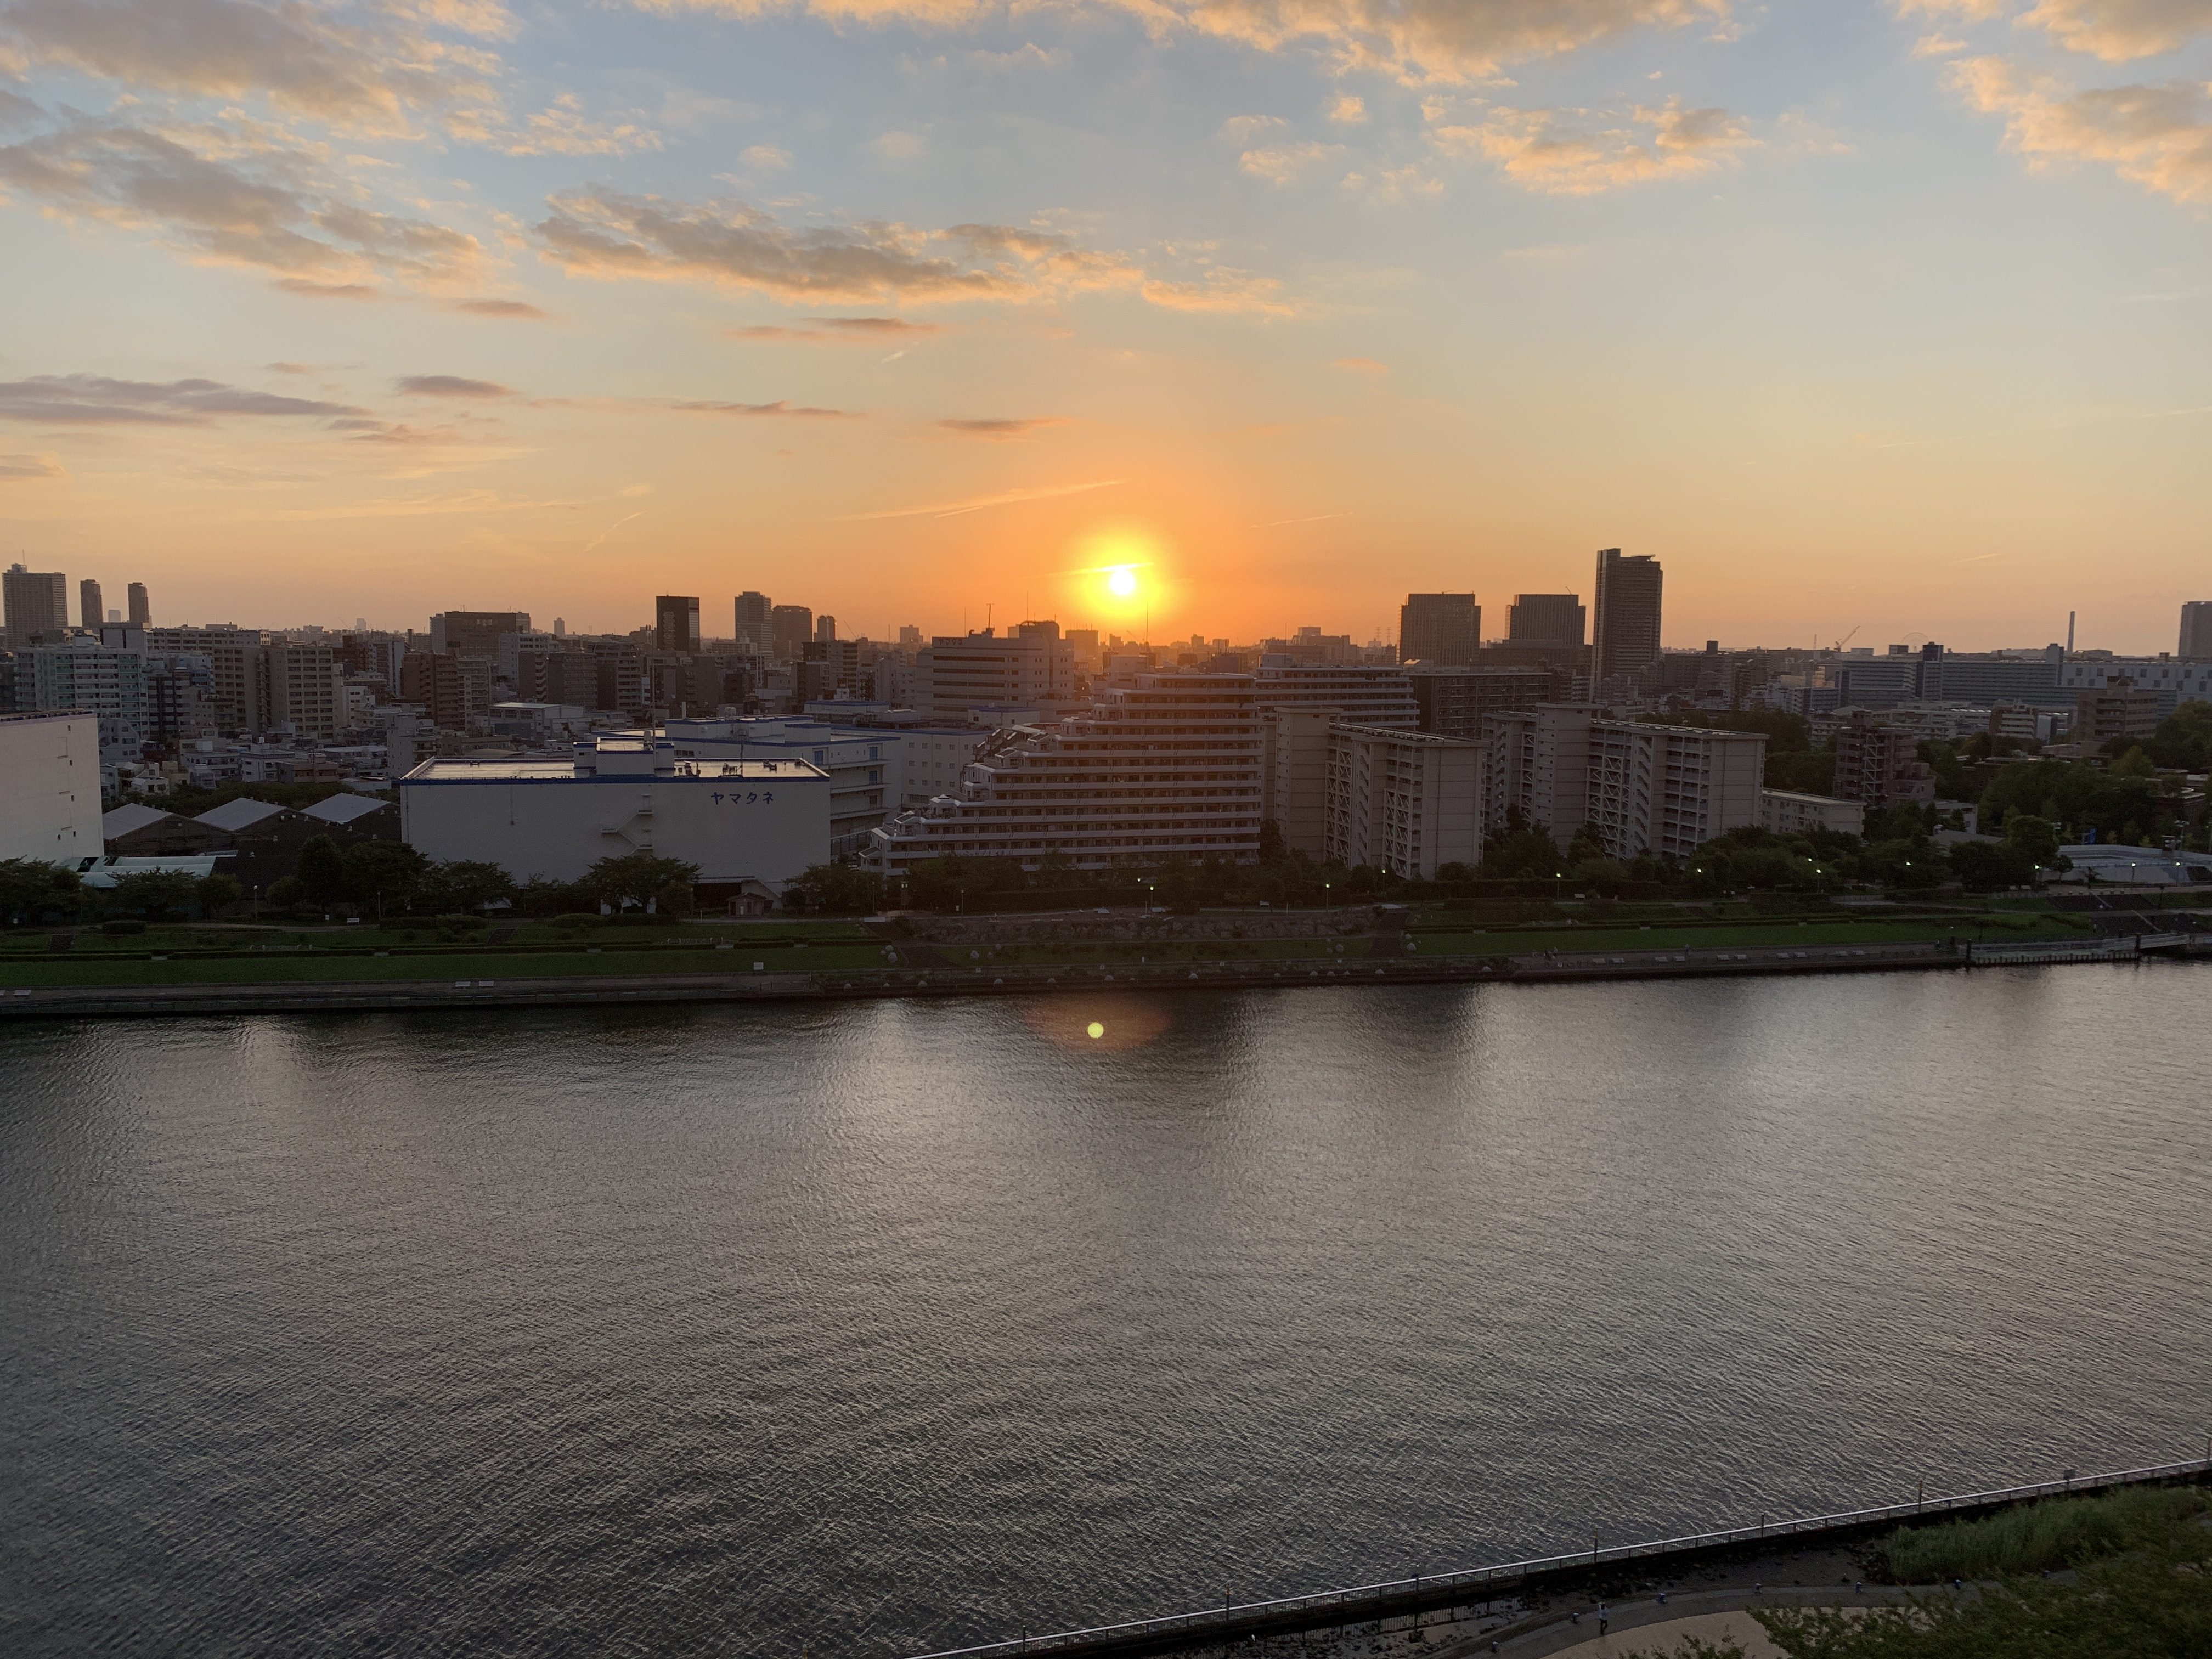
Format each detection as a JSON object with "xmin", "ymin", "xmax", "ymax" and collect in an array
[{"xmin": 3, "ymin": 965, "xmax": 2206, "ymax": 1655}]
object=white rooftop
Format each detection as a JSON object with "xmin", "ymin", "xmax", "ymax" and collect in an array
[
  {"xmin": 102, "ymin": 802, "xmax": 175, "ymax": 839},
  {"xmin": 301, "ymin": 794, "xmax": 392, "ymax": 826},
  {"xmin": 195, "ymin": 797, "xmax": 290, "ymax": 832}
]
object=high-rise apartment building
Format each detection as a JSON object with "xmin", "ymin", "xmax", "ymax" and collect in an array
[
  {"xmin": 4, "ymin": 562, "xmax": 68, "ymax": 645},
  {"xmin": 1398, "ymin": 593, "xmax": 1480, "ymax": 667},
  {"xmin": 20, "ymin": 636, "xmax": 151, "ymax": 743},
  {"xmin": 771, "ymin": 605, "xmax": 814, "ymax": 662},
  {"xmin": 655, "ymin": 594, "xmax": 702, "ymax": 654},
  {"xmin": 127, "ymin": 582, "xmax": 151, "ymax": 628},
  {"xmin": 1830, "ymin": 712, "xmax": 1937, "ymax": 809},
  {"xmin": 872, "ymin": 672, "xmax": 1261, "ymax": 873},
  {"xmin": 1323, "ymin": 724, "xmax": 1486, "ymax": 879},
  {"xmin": 1509, "ymin": 593, "xmax": 1587, "ymax": 647},
  {"xmin": 815, "ymin": 614, "xmax": 837, "ymax": 644},
  {"xmin": 78, "ymin": 578, "xmax": 103, "ymax": 630},
  {"xmin": 735, "ymin": 591, "xmax": 772, "ymax": 654},
  {"xmin": 430, "ymin": 611, "xmax": 531, "ymax": 659},
  {"xmin": 1252, "ymin": 661, "xmax": 1419, "ymax": 729},
  {"xmin": 1590, "ymin": 549, "xmax": 1663, "ymax": 684},
  {"xmin": 1406, "ymin": 665, "xmax": 1570, "ymax": 739},
  {"xmin": 2181, "ymin": 601, "xmax": 2212, "ymax": 659},
  {"xmin": 1486, "ymin": 704, "xmax": 1765, "ymax": 859},
  {"xmin": 268, "ymin": 642, "xmax": 345, "ymax": 739}
]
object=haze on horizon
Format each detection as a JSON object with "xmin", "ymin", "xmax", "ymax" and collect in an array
[{"xmin": 1, "ymin": 0, "xmax": 2207, "ymax": 651}]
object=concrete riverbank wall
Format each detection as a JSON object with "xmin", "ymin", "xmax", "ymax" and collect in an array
[
  {"xmin": 907, "ymin": 1459, "xmax": 2211, "ymax": 1659},
  {"xmin": 1, "ymin": 936, "xmax": 2204, "ymax": 1020}
]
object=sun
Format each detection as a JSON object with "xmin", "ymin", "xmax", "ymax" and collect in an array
[{"xmin": 1107, "ymin": 566, "xmax": 1138, "ymax": 599}]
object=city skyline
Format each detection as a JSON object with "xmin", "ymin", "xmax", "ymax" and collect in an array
[{"xmin": 1, "ymin": 2, "xmax": 2209, "ymax": 649}]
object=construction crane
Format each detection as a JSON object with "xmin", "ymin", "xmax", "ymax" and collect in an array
[{"xmin": 1827, "ymin": 625, "xmax": 1860, "ymax": 653}]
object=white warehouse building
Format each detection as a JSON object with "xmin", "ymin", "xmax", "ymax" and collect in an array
[
  {"xmin": 0, "ymin": 711, "xmax": 103, "ymax": 865},
  {"xmin": 400, "ymin": 739, "xmax": 831, "ymax": 896}
]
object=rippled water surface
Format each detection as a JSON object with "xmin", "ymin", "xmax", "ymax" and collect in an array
[{"xmin": 4, "ymin": 966, "xmax": 2208, "ymax": 1655}]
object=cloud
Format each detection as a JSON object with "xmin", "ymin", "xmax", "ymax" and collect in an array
[
  {"xmin": 935, "ymin": 415, "xmax": 1070, "ymax": 437},
  {"xmin": 0, "ymin": 373, "xmax": 367, "ymax": 424},
  {"xmin": 656, "ymin": 398, "xmax": 862, "ymax": 417},
  {"xmin": 1334, "ymin": 356, "xmax": 1388, "ymax": 374},
  {"xmin": 537, "ymin": 189, "xmax": 1285, "ymax": 313},
  {"xmin": 1220, "ymin": 114, "xmax": 1289, "ymax": 144},
  {"xmin": 627, "ymin": 0, "xmax": 1734, "ymax": 82},
  {"xmin": 0, "ymin": 450, "xmax": 66, "ymax": 480},
  {"xmin": 1239, "ymin": 139, "xmax": 1348, "ymax": 184},
  {"xmin": 726, "ymin": 315, "xmax": 944, "ymax": 341},
  {"xmin": 472, "ymin": 94, "xmax": 663, "ymax": 157},
  {"xmin": 1328, "ymin": 94, "xmax": 1369, "ymax": 124},
  {"xmin": 450, "ymin": 296, "xmax": 548, "ymax": 318},
  {"xmin": 2017, "ymin": 0, "xmax": 2212, "ymax": 61},
  {"xmin": 275, "ymin": 279, "xmax": 382, "ymax": 298},
  {"xmin": 869, "ymin": 129, "xmax": 924, "ymax": 160},
  {"xmin": 838, "ymin": 477, "xmax": 1125, "ymax": 519},
  {"xmin": 1432, "ymin": 95, "xmax": 1756, "ymax": 193},
  {"xmin": 0, "ymin": 0, "xmax": 502, "ymax": 137},
  {"xmin": 396, "ymin": 373, "xmax": 516, "ymax": 397},
  {"xmin": 1949, "ymin": 54, "xmax": 2212, "ymax": 202},
  {"xmin": 0, "ymin": 108, "xmax": 489, "ymax": 289},
  {"xmin": 737, "ymin": 142, "xmax": 792, "ymax": 171}
]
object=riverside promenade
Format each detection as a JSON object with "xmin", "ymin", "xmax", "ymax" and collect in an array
[{"xmin": 1, "ymin": 933, "xmax": 2203, "ymax": 1020}]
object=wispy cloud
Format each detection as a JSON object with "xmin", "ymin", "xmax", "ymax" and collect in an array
[
  {"xmin": 935, "ymin": 416, "xmax": 1070, "ymax": 438},
  {"xmin": 0, "ymin": 373, "xmax": 366, "ymax": 425},
  {"xmin": 726, "ymin": 315, "xmax": 944, "ymax": 342},
  {"xmin": 1949, "ymin": 54, "xmax": 2212, "ymax": 204},
  {"xmin": 582, "ymin": 507, "xmax": 649, "ymax": 552},
  {"xmin": 0, "ymin": 450, "xmax": 67, "ymax": 481},
  {"xmin": 840, "ymin": 477, "xmax": 1125, "ymax": 520},
  {"xmin": 1432, "ymin": 96, "xmax": 1757, "ymax": 194},
  {"xmin": 396, "ymin": 374, "xmax": 516, "ymax": 398}
]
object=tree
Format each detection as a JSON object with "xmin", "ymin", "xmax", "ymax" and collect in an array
[
  {"xmin": 784, "ymin": 863, "xmax": 887, "ymax": 915},
  {"xmin": 1256, "ymin": 818, "xmax": 1287, "ymax": 862},
  {"xmin": 1482, "ymin": 811, "xmax": 1565, "ymax": 880},
  {"xmin": 108, "ymin": 869, "xmax": 201, "ymax": 919},
  {"xmin": 2110, "ymin": 745, "xmax": 2157, "ymax": 780},
  {"xmin": 417, "ymin": 860, "xmax": 518, "ymax": 913},
  {"xmin": 293, "ymin": 836, "xmax": 348, "ymax": 905},
  {"xmin": 582, "ymin": 851, "xmax": 699, "ymax": 910},
  {"xmin": 341, "ymin": 840, "xmax": 428, "ymax": 917},
  {"xmin": 2002, "ymin": 812, "xmax": 2061, "ymax": 867},
  {"xmin": 1948, "ymin": 839, "xmax": 2034, "ymax": 893},
  {"xmin": 196, "ymin": 872, "xmax": 242, "ymax": 915},
  {"xmin": 1566, "ymin": 821, "xmax": 1607, "ymax": 864},
  {"xmin": 2147, "ymin": 698, "xmax": 2212, "ymax": 772},
  {"xmin": 0, "ymin": 858, "xmax": 81, "ymax": 926}
]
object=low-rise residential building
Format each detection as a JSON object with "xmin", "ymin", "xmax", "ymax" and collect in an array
[
  {"xmin": 1324, "ymin": 723, "xmax": 1486, "ymax": 878},
  {"xmin": 1758, "ymin": 788, "xmax": 1866, "ymax": 838},
  {"xmin": 0, "ymin": 711, "xmax": 101, "ymax": 865},
  {"xmin": 400, "ymin": 742, "xmax": 831, "ymax": 894},
  {"xmin": 2072, "ymin": 678, "xmax": 2160, "ymax": 748},
  {"xmin": 1830, "ymin": 712, "xmax": 1938, "ymax": 809}
]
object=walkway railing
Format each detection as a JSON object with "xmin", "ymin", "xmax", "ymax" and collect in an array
[{"xmin": 906, "ymin": 1457, "xmax": 2212, "ymax": 1659}]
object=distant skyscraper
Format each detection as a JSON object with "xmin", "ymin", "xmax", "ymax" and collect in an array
[
  {"xmin": 4, "ymin": 562, "xmax": 68, "ymax": 645},
  {"xmin": 78, "ymin": 578, "xmax": 103, "ymax": 630},
  {"xmin": 431, "ymin": 611, "xmax": 530, "ymax": 658},
  {"xmin": 1508, "ymin": 592, "xmax": 1586, "ymax": 647},
  {"xmin": 770, "ymin": 605, "xmax": 812, "ymax": 662},
  {"xmin": 655, "ymin": 595, "xmax": 702, "ymax": 653},
  {"xmin": 127, "ymin": 582, "xmax": 150, "ymax": 627},
  {"xmin": 2181, "ymin": 601, "xmax": 2212, "ymax": 659},
  {"xmin": 815, "ymin": 614, "xmax": 838, "ymax": 643},
  {"xmin": 735, "ymin": 591, "xmax": 771, "ymax": 654},
  {"xmin": 1591, "ymin": 548, "xmax": 1663, "ymax": 682},
  {"xmin": 1397, "ymin": 593, "xmax": 1480, "ymax": 665}
]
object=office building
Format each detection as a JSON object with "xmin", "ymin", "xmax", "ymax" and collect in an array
[
  {"xmin": 400, "ymin": 740, "xmax": 831, "ymax": 897},
  {"xmin": 0, "ymin": 712, "xmax": 102, "ymax": 865},
  {"xmin": 1919, "ymin": 647, "xmax": 2067, "ymax": 709},
  {"xmin": 735, "ymin": 591, "xmax": 772, "ymax": 655},
  {"xmin": 815, "ymin": 614, "xmax": 837, "ymax": 643},
  {"xmin": 771, "ymin": 605, "xmax": 814, "ymax": 662},
  {"xmin": 655, "ymin": 595, "xmax": 702, "ymax": 654},
  {"xmin": 1833, "ymin": 656, "xmax": 1923, "ymax": 711},
  {"xmin": 79, "ymin": 578, "xmax": 103, "ymax": 630},
  {"xmin": 127, "ymin": 582, "xmax": 151, "ymax": 628},
  {"xmin": 2073, "ymin": 678, "xmax": 2159, "ymax": 748},
  {"xmin": 1251, "ymin": 659, "xmax": 1419, "ymax": 728},
  {"xmin": 2057, "ymin": 654, "xmax": 2212, "ymax": 720},
  {"xmin": 873, "ymin": 672, "xmax": 1261, "ymax": 873},
  {"xmin": 1406, "ymin": 665, "xmax": 1567, "ymax": 740},
  {"xmin": 1830, "ymin": 712, "xmax": 1937, "ymax": 809},
  {"xmin": 1758, "ymin": 789, "xmax": 1866, "ymax": 838},
  {"xmin": 917, "ymin": 624, "xmax": 1076, "ymax": 723},
  {"xmin": 430, "ymin": 611, "xmax": 531, "ymax": 659},
  {"xmin": 1486, "ymin": 705, "xmax": 1765, "ymax": 859},
  {"xmin": 1509, "ymin": 594, "xmax": 1587, "ymax": 648},
  {"xmin": 2182, "ymin": 602, "xmax": 2212, "ymax": 659},
  {"xmin": 1590, "ymin": 548, "xmax": 1663, "ymax": 684},
  {"xmin": 1398, "ymin": 593, "xmax": 1480, "ymax": 667},
  {"xmin": 1324, "ymin": 723, "xmax": 1486, "ymax": 879},
  {"xmin": 4, "ymin": 562, "xmax": 68, "ymax": 645}
]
